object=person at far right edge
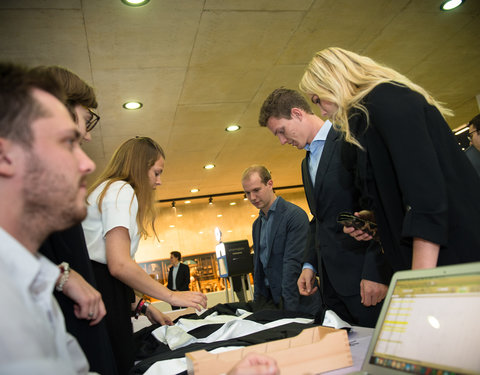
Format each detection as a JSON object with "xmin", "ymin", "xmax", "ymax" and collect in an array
[
  {"xmin": 299, "ymin": 47, "xmax": 480, "ymax": 271},
  {"xmin": 465, "ymin": 114, "xmax": 480, "ymax": 177}
]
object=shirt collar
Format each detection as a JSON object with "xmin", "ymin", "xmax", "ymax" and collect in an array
[
  {"xmin": 0, "ymin": 227, "xmax": 59, "ymax": 296},
  {"xmin": 304, "ymin": 119, "xmax": 332, "ymax": 151},
  {"xmin": 259, "ymin": 196, "xmax": 279, "ymax": 219}
]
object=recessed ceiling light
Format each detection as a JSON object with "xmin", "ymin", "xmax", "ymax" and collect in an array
[
  {"xmin": 169, "ymin": 224, "xmax": 175, "ymax": 228},
  {"xmin": 190, "ymin": 188, "xmax": 199, "ymax": 193},
  {"xmin": 123, "ymin": 101, "xmax": 143, "ymax": 110},
  {"xmin": 177, "ymin": 214, "xmax": 183, "ymax": 217},
  {"xmin": 229, "ymin": 202, "xmax": 236, "ymax": 206},
  {"xmin": 121, "ymin": 0, "xmax": 150, "ymax": 7},
  {"xmin": 217, "ymin": 214, "xmax": 222, "ymax": 217},
  {"xmin": 225, "ymin": 124, "xmax": 241, "ymax": 132},
  {"xmin": 204, "ymin": 164, "xmax": 215, "ymax": 170},
  {"xmin": 185, "ymin": 200, "xmax": 191, "ymax": 204},
  {"xmin": 250, "ymin": 214, "xmax": 256, "ymax": 217},
  {"xmin": 440, "ymin": 0, "xmax": 464, "ymax": 11}
]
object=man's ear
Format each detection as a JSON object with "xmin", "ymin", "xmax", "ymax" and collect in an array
[
  {"xmin": 290, "ymin": 107, "xmax": 303, "ymax": 121},
  {"xmin": 0, "ymin": 138, "xmax": 18, "ymax": 177}
]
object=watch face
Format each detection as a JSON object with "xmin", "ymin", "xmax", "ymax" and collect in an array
[{"xmin": 214, "ymin": 227, "xmax": 222, "ymax": 243}]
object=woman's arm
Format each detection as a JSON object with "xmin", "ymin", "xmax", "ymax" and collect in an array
[
  {"xmin": 411, "ymin": 238, "xmax": 439, "ymax": 269},
  {"xmin": 105, "ymin": 227, "xmax": 207, "ymax": 310}
]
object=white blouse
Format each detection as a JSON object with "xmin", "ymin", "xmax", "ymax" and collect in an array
[{"xmin": 82, "ymin": 180, "xmax": 140, "ymax": 264}]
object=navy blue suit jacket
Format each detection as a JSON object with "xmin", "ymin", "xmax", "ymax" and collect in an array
[
  {"xmin": 302, "ymin": 127, "xmax": 391, "ymax": 297},
  {"xmin": 252, "ymin": 196, "xmax": 320, "ymax": 313}
]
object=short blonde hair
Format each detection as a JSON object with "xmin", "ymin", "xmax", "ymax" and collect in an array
[{"xmin": 299, "ymin": 47, "xmax": 452, "ymax": 148}]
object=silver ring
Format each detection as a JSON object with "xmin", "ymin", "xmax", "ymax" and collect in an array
[{"xmin": 88, "ymin": 312, "xmax": 94, "ymax": 318}]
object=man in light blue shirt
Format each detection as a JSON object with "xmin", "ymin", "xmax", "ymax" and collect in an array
[{"xmin": 259, "ymin": 88, "xmax": 391, "ymax": 327}]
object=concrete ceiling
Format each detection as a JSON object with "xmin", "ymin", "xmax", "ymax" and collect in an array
[{"xmin": 1, "ymin": 0, "xmax": 479, "ymax": 202}]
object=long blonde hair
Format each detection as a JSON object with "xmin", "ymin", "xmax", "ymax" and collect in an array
[
  {"xmin": 88, "ymin": 136, "xmax": 165, "ymax": 238},
  {"xmin": 299, "ymin": 47, "xmax": 453, "ymax": 148}
]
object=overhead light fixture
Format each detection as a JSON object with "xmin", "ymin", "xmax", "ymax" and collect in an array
[
  {"xmin": 123, "ymin": 101, "xmax": 143, "ymax": 110},
  {"xmin": 217, "ymin": 214, "xmax": 223, "ymax": 218},
  {"xmin": 177, "ymin": 214, "xmax": 183, "ymax": 217},
  {"xmin": 190, "ymin": 188, "xmax": 199, "ymax": 193},
  {"xmin": 225, "ymin": 124, "xmax": 241, "ymax": 132},
  {"xmin": 209, "ymin": 197, "xmax": 213, "ymax": 205},
  {"xmin": 169, "ymin": 224, "xmax": 175, "ymax": 228},
  {"xmin": 229, "ymin": 202, "xmax": 236, "ymax": 206},
  {"xmin": 243, "ymin": 194, "xmax": 248, "ymax": 200},
  {"xmin": 121, "ymin": 0, "xmax": 150, "ymax": 7},
  {"xmin": 440, "ymin": 0, "xmax": 464, "ymax": 10},
  {"xmin": 185, "ymin": 200, "xmax": 191, "ymax": 204},
  {"xmin": 454, "ymin": 126, "xmax": 469, "ymax": 135},
  {"xmin": 171, "ymin": 201, "xmax": 176, "ymax": 208},
  {"xmin": 204, "ymin": 164, "xmax": 215, "ymax": 170}
]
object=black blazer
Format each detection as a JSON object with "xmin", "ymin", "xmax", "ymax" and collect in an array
[
  {"xmin": 302, "ymin": 126, "xmax": 391, "ymax": 296},
  {"xmin": 167, "ymin": 262, "xmax": 190, "ymax": 291},
  {"xmin": 349, "ymin": 83, "xmax": 480, "ymax": 271},
  {"xmin": 39, "ymin": 225, "xmax": 118, "ymax": 375}
]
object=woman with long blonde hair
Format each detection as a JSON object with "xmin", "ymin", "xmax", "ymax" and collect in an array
[
  {"xmin": 82, "ymin": 136, "xmax": 207, "ymax": 374},
  {"xmin": 300, "ymin": 47, "xmax": 480, "ymax": 272}
]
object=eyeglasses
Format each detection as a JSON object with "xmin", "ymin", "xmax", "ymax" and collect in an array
[
  {"xmin": 467, "ymin": 130, "xmax": 478, "ymax": 141},
  {"xmin": 86, "ymin": 108, "xmax": 100, "ymax": 132}
]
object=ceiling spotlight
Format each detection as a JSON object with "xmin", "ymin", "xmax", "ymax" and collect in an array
[
  {"xmin": 243, "ymin": 194, "xmax": 248, "ymax": 200},
  {"xmin": 171, "ymin": 201, "xmax": 176, "ymax": 208},
  {"xmin": 177, "ymin": 214, "xmax": 183, "ymax": 217},
  {"xmin": 209, "ymin": 197, "xmax": 213, "ymax": 205},
  {"xmin": 185, "ymin": 200, "xmax": 191, "ymax": 204},
  {"xmin": 122, "ymin": 101, "xmax": 143, "ymax": 110},
  {"xmin": 204, "ymin": 164, "xmax": 215, "ymax": 170},
  {"xmin": 121, "ymin": 0, "xmax": 150, "ymax": 7},
  {"xmin": 217, "ymin": 214, "xmax": 223, "ymax": 218},
  {"xmin": 190, "ymin": 188, "xmax": 199, "ymax": 193},
  {"xmin": 229, "ymin": 202, "xmax": 236, "ymax": 206},
  {"xmin": 440, "ymin": 0, "xmax": 464, "ymax": 10},
  {"xmin": 169, "ymin": 224, "xmax": 175, "ymax": 228},
  {"xmin": 225, "ymin": 124, "xmax": 241, "ymax": 132}
]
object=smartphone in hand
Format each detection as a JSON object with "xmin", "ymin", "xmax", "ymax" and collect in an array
[{"xmin": 336, "ymin": 212, "xmax": 379, "ymax": 240}]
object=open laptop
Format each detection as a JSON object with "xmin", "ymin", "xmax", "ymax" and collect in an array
[{"xmin": 351, "ymin": 262, "xmax": 480, "ymax": 375}]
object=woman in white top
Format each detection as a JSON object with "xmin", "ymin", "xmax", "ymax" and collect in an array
[{"xmin": 82, "ymin": 137, "xmax": 207, "ymax": 374}]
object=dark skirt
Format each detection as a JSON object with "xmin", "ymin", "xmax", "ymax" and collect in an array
[{"xmin": 92, "ymin": 261, "xmax": 136, "ymax": 375}]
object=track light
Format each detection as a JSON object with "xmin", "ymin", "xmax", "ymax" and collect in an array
[
  {"xmin": 209, "ymin": 197, "xmax": 213, "ymax": 205},
  {"xmin": 171, "ymin": 201, "xmax": 176, "ymax": 208}
]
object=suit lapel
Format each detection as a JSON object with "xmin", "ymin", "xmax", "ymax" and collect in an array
[
  {"xmin": 314, "ymin": 127, "xmax": 339, "ymax": 194},
  {"xmin": 265, "ymin": 197, "xmax": 284, "ymax": 265},
  {"xmin": 302, "ymin": 154, "xmax": 316, "ymax": 213}
]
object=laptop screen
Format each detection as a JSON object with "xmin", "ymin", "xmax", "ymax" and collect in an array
[{"xmin": 369, "ymin": 272, "xmax": 480, "ymax": 374}]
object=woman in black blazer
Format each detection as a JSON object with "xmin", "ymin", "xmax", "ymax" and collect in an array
[{"xmin": 299, "ymin": 47, "xmax": 480, "ymax": 271}]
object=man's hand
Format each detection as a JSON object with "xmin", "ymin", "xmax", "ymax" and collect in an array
[
  {"xmin": 227, "ymin": 353, "xmax": 279, "ymax": 375},
  {"xmin": 145, "ymin": 305, "xmax": 174, "ymax": 326},
  {"xmin": 61, "ymin": 268, "xmax": 106, "ymax": 325},
  {"xmin": 297, "ymin": 268, "xmax": 318, "ymax": 296},
  {"xmin": 360, "ymin": 279, "xmax": 388, "ymax": 306}
]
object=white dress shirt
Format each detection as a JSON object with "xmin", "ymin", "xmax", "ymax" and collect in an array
[{"xmin": 0, "ymin": 227, "xmax": 92, "ymax": 374}]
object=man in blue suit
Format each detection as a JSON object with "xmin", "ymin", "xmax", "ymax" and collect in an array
[
  {"xmin": 258, "ymin": 89, "xmax": 391, "ymax": 327},
  {"xmin": 242, "ymin": 165, "xmax": 320, "ymax": 314}
]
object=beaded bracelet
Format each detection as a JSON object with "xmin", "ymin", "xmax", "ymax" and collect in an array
[{"xmin": 56, "ymin": 262, "xmax": 70, "ymax": 292}]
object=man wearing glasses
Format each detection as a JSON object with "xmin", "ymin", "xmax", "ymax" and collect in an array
[
  {"xmin": 36, "ymin": 66, "xmax": 118, "ymax": 375},
  {"xmin": 465, "ymin": 114, "xmax": 480, "ymax": 177}
]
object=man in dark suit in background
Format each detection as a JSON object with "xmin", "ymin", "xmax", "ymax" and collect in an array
[
  {"xmin": 167, "ymin": 251, "xmax": 190, "ymax": 310},
  {"xmin": 465, "ymin": 114, "xmax": 480, "ymax": 177},
  {"xmin": 259, "ymin": 88, "xmax": 391, "ymax": 327},
  {"xmin": 242, "ymin": 165, "xmax": 320, "ymax": 314}
]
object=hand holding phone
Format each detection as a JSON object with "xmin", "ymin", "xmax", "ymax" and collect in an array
[{"xmin": 336, "ymin": 211, "xmax": 379, "ymax": 241}]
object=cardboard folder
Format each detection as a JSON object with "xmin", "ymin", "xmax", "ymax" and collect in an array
[{"xmin": 186, "ymin": 325, "xmax": 352, "ymax": 375}]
